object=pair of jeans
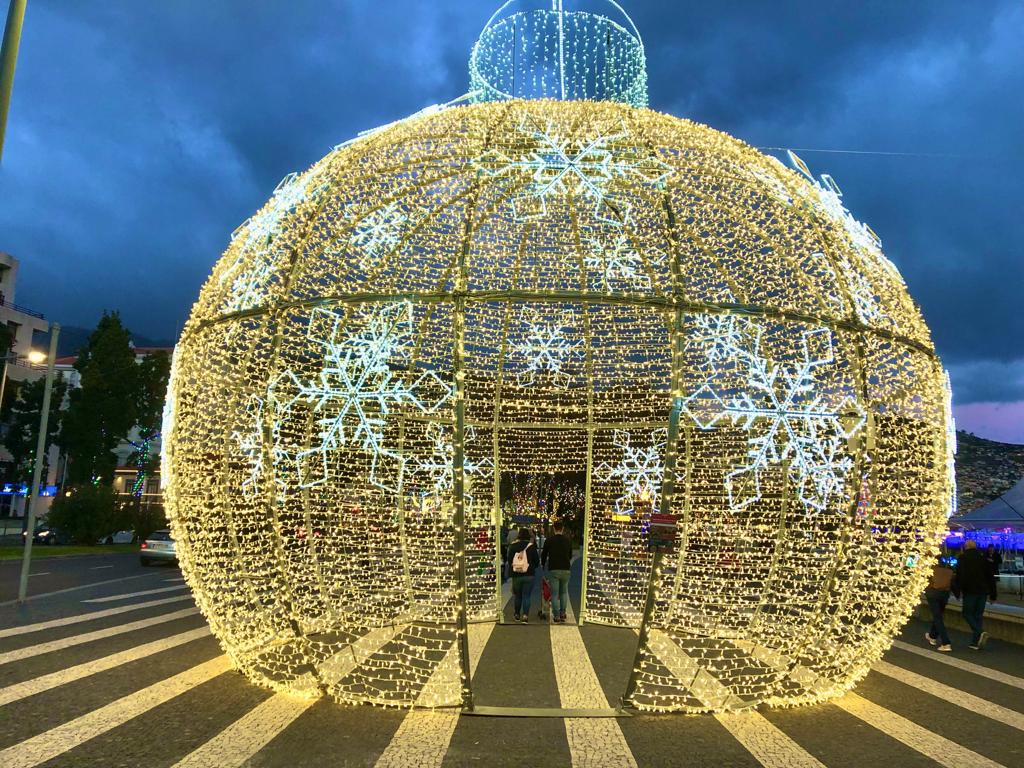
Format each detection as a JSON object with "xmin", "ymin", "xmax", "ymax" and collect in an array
[
  {"xmin": 924, "ymin": 588, "xmax": 950, "ymax": 645},
  {"xmin": 546, "ymin": 570, "xmax": 571, "ymax": 617},
  {"xmin": 961, "ymin": 592, "xmax": 987, "ymax": 645},
  {"xmin": 512, "ymin": 574, "xmax": 534, "ymax": 616}
]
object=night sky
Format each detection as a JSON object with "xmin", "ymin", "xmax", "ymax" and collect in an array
[{"xmin": 0, "ymin": 1, "xmax": 1021, "ymax": 441}]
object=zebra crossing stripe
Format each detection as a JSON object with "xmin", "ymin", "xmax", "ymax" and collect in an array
[
  {"xmin": 170, "ymin": 692, "xmax": 315, "ymax": 768},
  {"xmin": 890, "ymin": 640, "xmax": 1024, "ymax": 690},
  {"xmin": 645, "ymin": 629, "xmax": 749, "ymax": 711},
  {"xmin": 834, "ymin": 692, "xmax": 1006, "ymax": 767},
  {"xmin": 0, "ymin": 594, "xmax": 194, "ymax": 639},
  {"xmin": 714, "ymin": 712, "xmax": 827, "ymax": 768},
  {"xmin": 0, "ymin": 655, "xmax": 231, "ymax": 768},
  {"xmin": 873, "ymin": 660, "xmax": 1024, "ymax": 732},
  {"xmin": 0, "ymin": 608, "xmax": 200, "ymax": 665},
  {"xmin": 373, "ymin": 623, "xmax": 495, "ymax": 768},
  {"xmin": 643, "ymin": 631, "xmax": 825, "ymax": 767},
  {"xmin": 552, "ymin": 619, "xmax": 638, "ymax": 767},
  {"xmin": 83, "ymin": 585, "xmax": 190, "ymax": 603},
  {"xmin": 0, "ymin": 626, "xmax": 211, "ymax": 707},
  {"xmin": 320, "ymin": 624, "xmax": 406, "ymax": 690}
]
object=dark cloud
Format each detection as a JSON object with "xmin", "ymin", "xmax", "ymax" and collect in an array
[{"xmin": 0, "ymin": 1, "xmax": 1020, "ymax": 417}]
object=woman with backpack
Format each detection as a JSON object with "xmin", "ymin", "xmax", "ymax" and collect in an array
[{"xmin": 507, "ymin": 527, "xmax": 540, "ymax": 623}]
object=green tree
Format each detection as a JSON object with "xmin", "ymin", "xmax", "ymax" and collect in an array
[
  {"xmin": 126, "ymin": 350, "xmax": 171, "ymax": 494},
  {"xmin": 124, "ymin": 350, "xmax": 171, "ymax": 538},
  {"xmin": 0, "ymin": 323, "xmax": 15, "ymax": 418},
  {"xmin": 46, "ymin": 484, "xmax": 125, "ymax": 544},
  {"xmin": 0, "ymin": 324, "xmax": 13, "ymax": 359},
  {"xmin": 3, "ymin": 376, "xmax": 67, "ymax": 488},
  {"xmin": 60, "ymin": 312, "xmax": 139, "ymax": 484}
]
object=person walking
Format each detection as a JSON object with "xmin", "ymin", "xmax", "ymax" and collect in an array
[
  {"xmin": 924, "ymin": 555, "xmax": 954, "ymax": 652},
  {"xmin": 508, "ymin": 528, "xmax": 539, "ymax": 623},
  {"xmin": 542, "ymin": 520, "xmax": 573, "ymax": 624},
  {"xmin": 954, "ymin": 540, "xmax": 998, "ymax": 650}
]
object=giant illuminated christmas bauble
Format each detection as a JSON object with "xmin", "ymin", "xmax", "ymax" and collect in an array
[{"xmin": 163, "ymin": 1, "xmax": 954, "ymax": 712}]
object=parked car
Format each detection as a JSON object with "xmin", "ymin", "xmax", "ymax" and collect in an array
[
  {"xmin": 140, "ymin": 529, "xmax": 177, "ymax": 566},
  {"xmin": 99, "ymin": 530, "xmax": 135, "ymax": 544},
  {"xmin": 22, "ymin": 526, "xmax": 72, "ymax": 545}
]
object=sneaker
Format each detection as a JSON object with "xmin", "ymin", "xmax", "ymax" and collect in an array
[
  {"xmin": 560, "ymin": 612, "xmax": 567, "ymax": 621},
  {"xmin": 513, "ymin": 613, "xmax": 520, "ymax": 622},
  {"xmin": 937, "ymin": 644, "xmax": 952, "ymax": 652},
  {"xmin": 978, "ymin": 631, "xmax": 990, "ymax": 649},
  {"xmin": 924, "ymin": 632, "xmax": 937, "ymax": 647},
  {"xmin": 519, "ymin": 615, "xmax": 528, "ymax": 624},
  {"xmin": 553, "ymin": 616, "xmax": 563, "ymax": 624},
  {"xmin": 968, "ymin": 643, "xmax": 980, "ymax": 650}
]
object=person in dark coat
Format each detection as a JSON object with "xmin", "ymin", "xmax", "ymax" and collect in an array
[
  {"xmin": 507, "ymin": 527, "xmax": 540, "ymax": 623},
  {"xmin": 954, "ymin": 540, "xmax": 998, "ymax": 650},
  {"xmin": 542, "ymin": 520, "xmax": 574, "ymax": 623}
]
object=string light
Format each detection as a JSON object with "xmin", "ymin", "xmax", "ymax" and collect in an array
[{"xmin": 163, "ymin": 0, "xmax": 953, "ymax": 713}]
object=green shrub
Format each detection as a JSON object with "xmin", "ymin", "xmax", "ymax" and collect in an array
[{"xmin": 46, "ymin": 485, "xmax": 127, "ymax": 544}]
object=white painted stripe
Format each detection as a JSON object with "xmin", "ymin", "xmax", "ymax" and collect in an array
[
  {"xmin": 642, "ymin": 626, "xmax": 835, "ymax": 768},
  {"xmin": 83, "ymin": 584, "xmax": 189, "ymax": 603},
  {"xmin": 29, "ymin": 572, "xmax": 50, "ymax": 577},
  {"xmin": 552, "ymin": 618, "xmax": 638, "ymax": 767},
  {"xmin": 834, "ymin": 692, "xmax": 1005, "ymax": 768},
  {"xmin": 0, "ymin": 608, "xmax": 199, "ymax": 665},
  {"xmin": 873, "ymin": 660, "xmax": 1024, "ymax": 732},
  {"xmin": 0, "ymin": 594, "xmax": 193, "ymax": 639},
  {"xmin": 0, "ymin": 655, "xmax": 231, "ymax": 768},
  {"xmin": 0, "ymin": 573, "xmax": 160, "ymax": 607},
  {"xmin": 0, "ymin": 627, "xmax": 211, "ymax": 706},
  {"xmin": 373, "ymin": 623, "xmax": 496, "ymax": 768},
  {"xmin": 171, "ymin": 692, "xmax": 314, "ymax": 768},
  {"xmin": 89, "ymin": 566, "xmax": 114, "ymax": 570},
  {"xmin": 646, "ymin": 629, "xmax": 747, "ymax": 711},
  {"xmin": 321, "ymin": 624, "xmax": 406, "ymax": 691},
  {"xmin": 891, "ymin": 640, "xmax": 1024, "ymax": 691},
  {"xmin": 715, "ymin": 712, "xmax": 826, "ymax": 768}
]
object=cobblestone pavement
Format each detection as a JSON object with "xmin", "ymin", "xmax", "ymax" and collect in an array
[{"xmin": 1, "ymin": 555, "xmax": 1023, "ymax": 767}]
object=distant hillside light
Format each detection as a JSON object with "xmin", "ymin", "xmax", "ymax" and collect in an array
[{"xmin": 163, "ymin": 0, "xmax": 955, "ymax": 712}]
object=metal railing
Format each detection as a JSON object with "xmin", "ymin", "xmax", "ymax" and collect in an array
[{"xmin": 0, "ymin": 300, "xmax": 45, "ymax": 319}]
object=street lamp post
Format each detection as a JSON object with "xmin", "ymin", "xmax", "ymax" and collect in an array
[
  {"xmin": 17, "ymin": 322, "xmax": 59, "ymax": 603},
  {"xmin": 0, "ymin": 0, "xmax": 28, "ymax": 161}
]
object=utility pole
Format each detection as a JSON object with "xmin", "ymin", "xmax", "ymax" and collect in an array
[
  {"xmin": 17, "ymin": 322, "xmax": 59, "ymax": 603},
  {"xmin": 0, "ymin": 0, "xmax": 28, "ymax": 161}
]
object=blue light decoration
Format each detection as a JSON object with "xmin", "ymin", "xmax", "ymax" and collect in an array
[{"xmin": 0, "ymin": 483, "xmax": 58, "ymax": 496}]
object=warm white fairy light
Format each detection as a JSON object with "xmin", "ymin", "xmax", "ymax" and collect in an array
[{"xmin": 164, "ymin": 1, "xmax": 952, "ymax": 714}]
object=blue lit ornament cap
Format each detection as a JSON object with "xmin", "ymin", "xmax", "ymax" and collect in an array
[{"xmin": 470, "ymin": 0, "xmax": 647, "ymax": 107}]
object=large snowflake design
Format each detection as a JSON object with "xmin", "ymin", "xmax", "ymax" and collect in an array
[
  {"xmin": 681, "ymin": 315, "xmax": 866, "ymax": 515},
  {"xmin": 229, "ymin": 395, "xmax": 292, "ymax": 499},
  {"xmin": 231, "ymin": 397, "xmax": 265, "ymax": 497},
  {"xmin": 595, "ymin": 429, "xmax": 667, "ymax": 517},
  {"xmin": 406, "ymin": 423, "xmax": 493, "ymax": 506},
  {"xmin": 834, "ymin": 254, "xmax": 887, "ymax": 325},
  {"xmin": 585, "ymin": 233, "xmax": 664, "ymax": 290},
  {"xmin": 787, "ymin": 151, "xmax": 902, "ymax": 280},
  {"xmin": 221, "ymin": 172, "xmax": 325, "ymax": 313},
  {"xmin": 271, "ymin": 302, "xmax": 452, "ymax": 491},
  {"xmin": 348, "ymin": 202, "xmax": 408, "ymax": 269},
  {"xmin": 474, "ymin": 115, "xmax": 672, "ymax": 224},
  {"xmin": 745, "ymin": 160, "xmax": 793, "ymax": 206},
  {"xmin": 512, "ymin": 309, "xmax": 583, "ymax": 388}
]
